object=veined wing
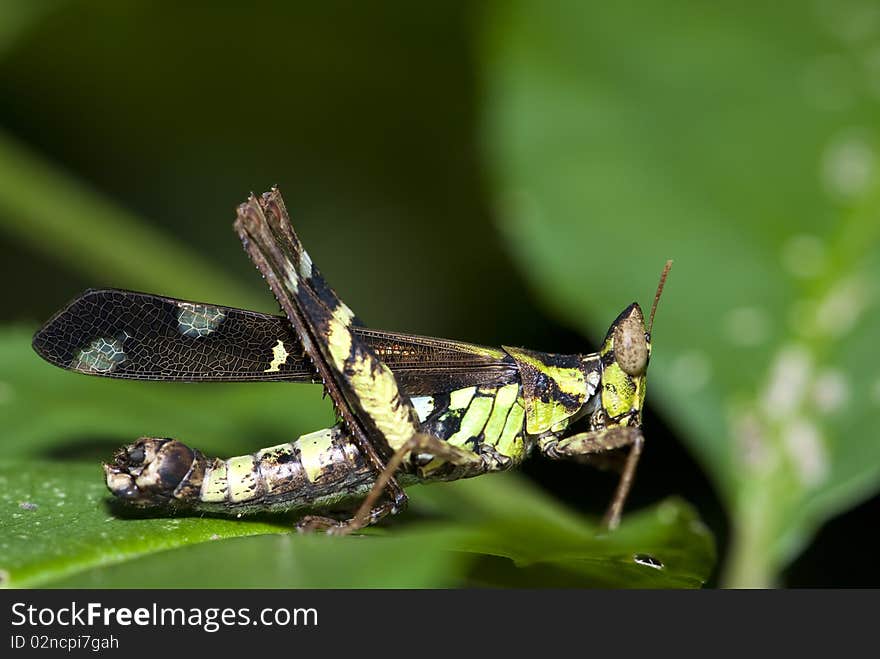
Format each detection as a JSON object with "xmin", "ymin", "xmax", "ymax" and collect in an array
[
  {"xmin": 353, "ymin": 327, "xmax": 517, "ymax": 394},
  {"xmin": 32, "ymin": 289, "xmax": 313, "ymax": 382},
  {"xmin": 32, "ymin": 289, "xmax": 517, "ymax": 393}
]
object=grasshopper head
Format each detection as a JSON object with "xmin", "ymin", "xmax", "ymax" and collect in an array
[
  {"xmin": 599, "ymin": 303, "xmax": 651, "ymax": 425},
  {"xmin": 607, "ymin": 303, "xmax": 650, "ymax": 377},
  {"xmin": 597, "ymin": 259, "xmax": 672, "ymax": 427}
]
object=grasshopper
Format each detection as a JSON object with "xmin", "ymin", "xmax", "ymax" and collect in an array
[{"xmin": 32, "ymin": 188, "xmax": 671, "ymax": 533}]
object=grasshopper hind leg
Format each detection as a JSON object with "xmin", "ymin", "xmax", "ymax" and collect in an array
[
  {"xmin": 300, "ymin": 432, "xmax": 483, "ymax": 536},
  {"xmin": 237, "ymin": 189, "xmax": 481, "ymax": 535},
  {"xmin": 296, "ymin": 499, "xmax": 402, "ymax": 535}
]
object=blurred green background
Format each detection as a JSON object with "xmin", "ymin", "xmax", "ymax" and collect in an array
[{"xmin": 2, "ymin": 1, "xmax": 879, "ymax": 587}]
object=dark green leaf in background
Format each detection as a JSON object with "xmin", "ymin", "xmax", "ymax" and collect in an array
[{"xmin": 482, "ymin": 0, "xmax": 880, "ymax": 586}]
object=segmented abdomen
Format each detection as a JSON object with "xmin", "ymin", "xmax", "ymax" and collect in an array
[
  {"xmin": 104, "ymin": 427, "xmax": 378, "ymax": 514},
  {"xmin": 104, "ymin": 382, "xmax": 532, "ymax": 512}
]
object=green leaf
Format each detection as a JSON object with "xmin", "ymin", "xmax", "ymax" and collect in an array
[
  {"xmin": 481, "ymin": 0, "xmax": 880, "ymax": 586},
  {"xmin": 411, "ymin": 476, "xmax": 714, "ymax": 588},
  {"xmin": 0, "ymin": 460, "xmax": 713, "ymax": 588},
  {"xmin": 0, "ymin": 0, "xmax": 64, "ymax": 58},
  {"xmin": 0, "ymin": 462, "xmax": 289, "ymax": 588}
]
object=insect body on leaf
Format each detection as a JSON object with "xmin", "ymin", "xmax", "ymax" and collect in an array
[{"xmin": 33, "ymin": 188, "xmax": 671, "ymax": 533}]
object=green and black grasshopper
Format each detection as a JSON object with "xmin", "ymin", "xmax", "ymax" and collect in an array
[{"xmin": 32, "ymin": 188, "xmax": 671, "ymax": 533}]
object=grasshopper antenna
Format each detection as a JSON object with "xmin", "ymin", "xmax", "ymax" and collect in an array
[{"xmin": 648, "ymin": 259, "xmax": 673, "ymax": 335}]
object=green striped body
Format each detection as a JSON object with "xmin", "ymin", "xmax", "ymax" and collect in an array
[
  {"xmin": 104, "ymin": 326, "xmax": 613, "ymax": 516},
  {"xmin": 108, "ymin": 379, "xmax": 539, "ymax": 515},
  {"xmin": 412, "ymin": 382, "xmax": 528, "ymax": 476}
]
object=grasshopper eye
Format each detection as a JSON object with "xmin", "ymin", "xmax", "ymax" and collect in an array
[{"xmin": 613, "ymin": 318, "xmax": 648, "ymax": 377}]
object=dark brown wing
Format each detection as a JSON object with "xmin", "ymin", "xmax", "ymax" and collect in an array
[
  {"xmin": 32, "ymin": 289, "xmax": 517, "ymax": 394},
  {"xmin": 353, "ymin": 327, "xmax": 517, "ymax": 394}
]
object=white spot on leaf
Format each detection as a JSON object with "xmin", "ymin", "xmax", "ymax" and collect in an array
[
  {"xmin": 814, "ymin": 275, "xmax": 871, "ymax": 337},
  {"xmin": 782, "ymin": 419, "xmax": 829, "ymax": 487},
  {"xmin": 762, "ymin": 345, "xmax": 812, "ymax": 420},
  {"xmin": 669, "ymin": 351, "xmax": 711, "ymax": 392},
  {"xmin": 633, "ymin": 554, "xmax": 664, "ymax": 569},
  {"xmin": 781, "ymin": 234, "xmax": 827, "ymax": 279},
  {"xmin": 813, "ymin": 0, "xmax": 880, "ymax": 43},
  {"xmin": 733, "ymin": 411, "xmax": 773, "ymax": 472},
  {"xmin": 811, "ymin": 369, "xmax": 850, "ymax": 413},
  {"xmin": 723, "ymin": 307, "xmax": 770, "ymax": 346},
  {"xmin": 821, "ymin": 132, "xmax": 876, "ymax": 200}
]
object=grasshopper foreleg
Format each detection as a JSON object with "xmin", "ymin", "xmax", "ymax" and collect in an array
[{"xmin": 539, "ymin": 426, "xmax": 644, "ymax": 531}]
